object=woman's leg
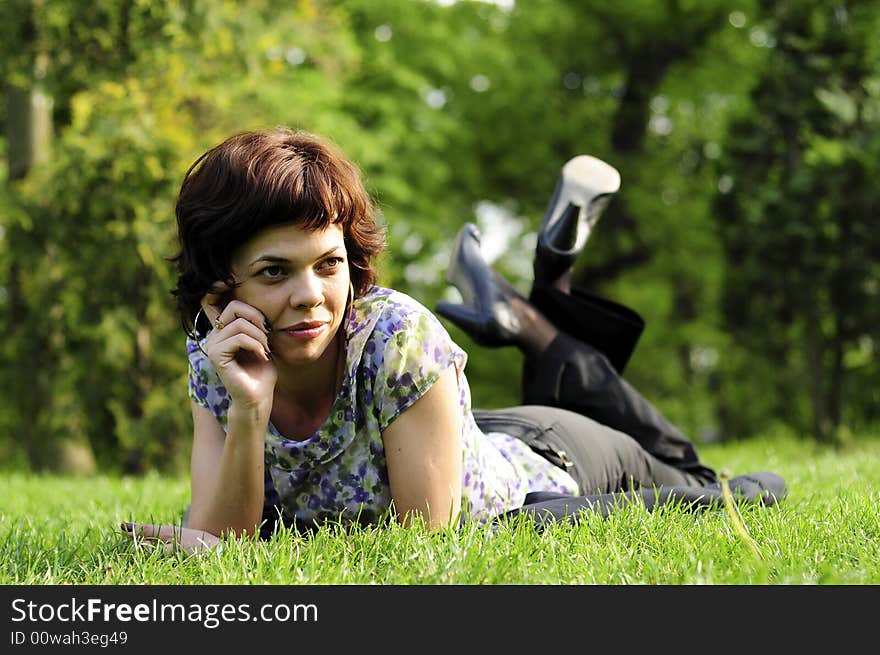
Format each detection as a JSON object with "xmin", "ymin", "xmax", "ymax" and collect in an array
[
  {"xmin": 523, "ymin": 279, "xmax": 715, "ymax": 483},
  {"xmin": 436, "ymin": 224, "xmax": 716, "ymax": 484},
  {"xmin": 521, "ymin": 330, "xmax": 716, "ymax": 484},
  {"xmin": 528, "ymin": 285, "xmax": 645, "ymax": 375},
  {"xmin": 473, "ymin": 405, "xmax": 709, "ymax": 493},
  {"xmin": 476, "ymin": 406, "xmax": 784, "ymax": 527}
]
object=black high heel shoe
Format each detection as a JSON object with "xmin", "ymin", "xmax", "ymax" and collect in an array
[
  {"xmin": 435, "ymin": 223, "xmax": 521, "ymax": 347},
  {"xmin": 534, "ymin": 155, "xmax": 620, "ymax": 289}
]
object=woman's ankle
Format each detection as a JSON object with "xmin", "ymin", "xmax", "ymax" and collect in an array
[
  {"xmin": 530, "ymin": 267, "xmax": 573, "ymax": 299},
  {"xmin": 510, "ymin": 295, "xmax": 558, "ymax": 359}
]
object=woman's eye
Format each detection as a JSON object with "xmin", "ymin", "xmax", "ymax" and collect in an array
[
  {"xmin": 318, "ymin": 257, "xmax": 344, "ymax": 271},
  {"xmin": 259, "ymin": 265, "xmax": 285, "ymax": 278}
]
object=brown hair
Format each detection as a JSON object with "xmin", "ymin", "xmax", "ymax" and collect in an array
[{"xmin": 171, "ymin": 127, "xmax": 386, "ymax": 337}]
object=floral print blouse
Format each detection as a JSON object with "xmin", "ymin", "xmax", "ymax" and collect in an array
[{"xmin": 187, "ymin": 286, "xmax": 578, "ymax": 529}]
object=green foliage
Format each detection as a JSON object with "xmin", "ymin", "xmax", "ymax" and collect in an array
[
  {"xmin": 714, "ymin": 0, "xmax": 880, "ymax": 441},
  {"xmin": 0, "ymin": 0, "xmax": 376, "ymax": 472},
  {"xmin": 0, "ymin": 0, "xmax": 877, "ymax": 473}
]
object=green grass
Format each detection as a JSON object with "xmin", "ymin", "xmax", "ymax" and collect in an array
[{"xmin": 1, "ymin": 433, "xmax": 878, "ymax": 584}]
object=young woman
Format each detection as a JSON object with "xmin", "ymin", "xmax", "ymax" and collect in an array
[{"xmin": 122, "ymin": 127, "xmax": 784, "ymax": 552}]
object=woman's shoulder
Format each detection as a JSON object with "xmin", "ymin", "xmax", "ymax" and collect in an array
[
  {"xmin": 356, "ymin": 285, "xmax": 435, "ymax": 316},
  {"xmin": 352, "ymin": 287, "xmax": 469, "ymax": 428},
  {"xmin": 184, "ymin": 335, "xmax": 230, "ymax": 418},
  {"xmin": 185, "ymin": 334, "xmax": 208, "ymax": 367},
  {"xmin": 349, "ymin": 285, "xmax": 465, "ymax": 364},
  {"xmin": 353, "ymin": 285, "xmax": 446, "ymax": 336}
]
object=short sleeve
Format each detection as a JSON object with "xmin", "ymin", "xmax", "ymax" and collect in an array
[
  {"xmin": 372, "ymin": 302, "xmax": 465, "ymax": 431},
  {"xmin": 185, "ymin": 337, "xmax": 230, "ymax": 422}
]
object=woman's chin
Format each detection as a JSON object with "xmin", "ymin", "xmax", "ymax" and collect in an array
[{"xmin": 271, "ymin": 335, "xmax": 337, "ymax": 368}]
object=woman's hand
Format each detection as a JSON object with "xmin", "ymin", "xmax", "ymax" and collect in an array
[
  {"xmin": 120, "ymin": 522, "xmax": 222, "ymax": 554},
  {"xmin": 201, "ymin": 282, "xmax": 276, "ymax": 412},
  {"xmin": 184, "ymin": 282, "xmax": 275, "ymax": 540}
]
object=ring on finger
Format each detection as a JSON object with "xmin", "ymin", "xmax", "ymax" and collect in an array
[{"xmin": 213, "ymin": 316, "xmax": 225, "ymax": 331}]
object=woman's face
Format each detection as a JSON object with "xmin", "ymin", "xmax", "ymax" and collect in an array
[{"xmin": 229, "ymin": 222, "xmax": 350, "ymax": 369}]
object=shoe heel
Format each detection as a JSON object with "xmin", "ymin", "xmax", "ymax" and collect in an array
[{"xmin": 534, "ymin": 156, "xmax": 620, "ymax": 288}]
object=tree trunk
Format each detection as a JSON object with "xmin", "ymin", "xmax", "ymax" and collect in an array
[
  {"xmin": 6, "ymin": 79, "xmax": 52, "ymax": 179},
  {"xmin": 803, "ymin": 303, "xmax": 831, "ymax": 443},
  {"xmin": 5, "ymin": 48, "xmax": 97, "ymax": 474}
]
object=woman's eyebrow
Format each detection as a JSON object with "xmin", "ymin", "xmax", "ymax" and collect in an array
[
  {"xmin": 249, "ymin": 247, "xmax": 343, "ymax": 267},
  {"xmin": 249, "ymin": 255, "xmax": 289, "ymax": 266}
]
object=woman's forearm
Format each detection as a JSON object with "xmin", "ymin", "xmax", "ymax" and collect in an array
[{"xmin": 187, "ymin": 406, "xmax": 269, "ymax": 538}]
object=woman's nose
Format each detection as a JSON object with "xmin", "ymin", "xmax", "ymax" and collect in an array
[{"xmin": 288, "ymin": 273, "xmax": 324, "ymax": 309}]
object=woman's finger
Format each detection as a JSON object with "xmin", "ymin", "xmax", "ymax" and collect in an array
[
  {"xmin": 212, "ymin": 317, "xmax": 271, "ymax": 354},
  {"xmin": 121, "ymin": 522, "xmax": 162, "ymax": 539},
  {"xmin": 122, "ymin": 522, "xmax": 185, "ymax": 542},
  {"xmin": 203, "ymin": 297, "xmax": 271, "ymax": 337},
  {"xmin": 121, "ymin": 523, "xmax": 221, "ymax": 554},
  {"xmin": 201, "ymin": 280, "xmax": 232, "ymax": 320},
  {"xmin": 212, "ymin": 332, "xmax": 272, "ymax": 363}
]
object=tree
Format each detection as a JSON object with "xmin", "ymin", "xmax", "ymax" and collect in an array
[
  {"xmin": 0, "ymin": 0, "xmax": 369, "ymax": 472},
  {"xmin": 714, "ymin": 0, "xmax": 880, "ymax": 442},
  {"xmin": 2, "ymin": 0, "xmax": 875, "ymax": 475}
]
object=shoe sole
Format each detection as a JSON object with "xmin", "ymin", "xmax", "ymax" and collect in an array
[{"xmin": 539, "ymin": 155, "xmax": 621, "ymax": 255}]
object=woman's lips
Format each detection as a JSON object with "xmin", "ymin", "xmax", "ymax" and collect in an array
[{"xmin": 280, "ymin": 322, "xmax": 327, "ymax": 340}]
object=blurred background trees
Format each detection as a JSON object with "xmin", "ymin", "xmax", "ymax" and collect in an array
[{"xmin": 0, "ymin": 0, "xmax": 877, "ymax": 474}]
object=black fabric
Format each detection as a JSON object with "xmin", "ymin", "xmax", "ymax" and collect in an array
[
  {"xmin": 477, "ymin": 285, "xmax": 784, "ymax": 527},
  {"xmin": 522, "ymin": 286, "xmax": 716, "ymax": 482},
  {"xmin": 529, "ymin": 285, "xmax": 645, "ymax": 375},
  {"xmin": 520, "ymin": 331, "xmax": 717, "ymax": 484},
  {"xmin": 497, "ymin": 471, "xmax": 787, "ymax": 529}
]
